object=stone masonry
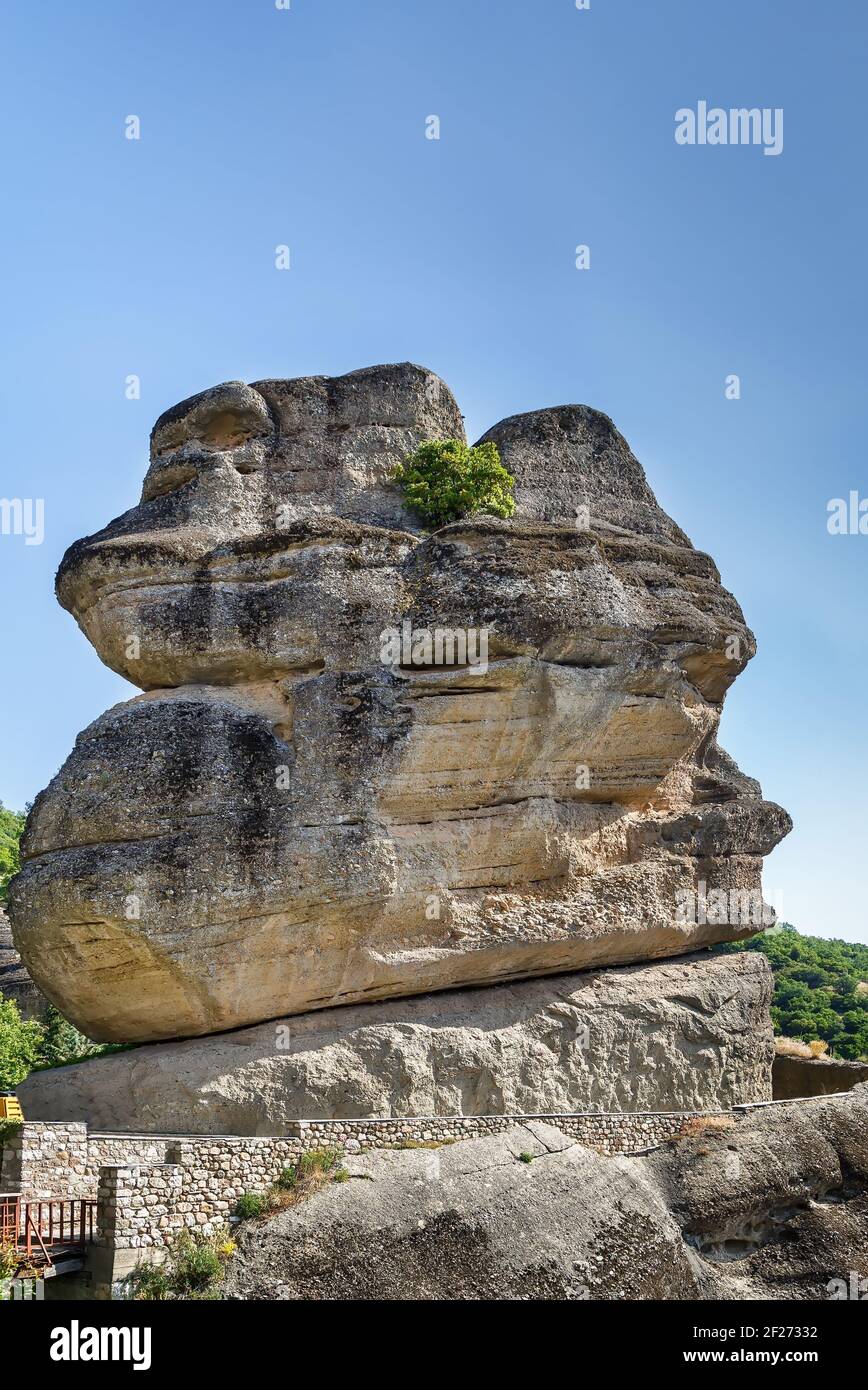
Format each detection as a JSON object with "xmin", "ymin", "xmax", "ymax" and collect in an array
[{"xmin": 3, "ymin": 1102, "xmax": 849, "ymax": 1258}]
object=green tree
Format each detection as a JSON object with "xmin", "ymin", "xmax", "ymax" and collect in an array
[
  {"xmin": 711, "ymin": 923, "xmax": 868, "ymax": 1060},
  {"xmin": 393, "ymin": 438, "xmax": 516, "ymax": 528},
  {"xmin": 38, "ymin": 1005, "xmax": 101, "ymax": 1068},
  {"xmin": 0, "ymin": 804, "xmax": 25, "ymax": 901},
  {"xmin": 0, "ymin": 998, "xmax": 43, "ymax": 1090}
]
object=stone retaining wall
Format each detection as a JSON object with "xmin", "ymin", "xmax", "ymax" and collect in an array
[
  {"xmin": 294, "ymin": 1110, "xmax": 706, "ymax": 1155},
  {"xmin": 4, "ymin": 1097, "xmax": 853, "ymax": 1257},
  {"xmin": 0, "ymin": 1123, "xmax": 173, "ymax": 1201},
  {"xmin": 2, "ymin": 1112, "xmax": 731, "ymax": 1202},
  {"xmin": 0, "ymin": 1122, "xmax": 92, "ymax": 1200}
]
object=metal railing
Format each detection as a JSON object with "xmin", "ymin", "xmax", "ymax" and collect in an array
[{"xmin": 0, "ymin": 1193, "xmax": 96, "ymax": 1265}]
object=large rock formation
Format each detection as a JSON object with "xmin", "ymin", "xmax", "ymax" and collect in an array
[
  {"xmin": 224, "ymin": 1086, "xmax": 868, "ymax": 1301},
  {"xmin": 17, "ymin": 952, "xmax": 774, "ymax": 1132},
  {"xmin": 8, "ymin": 364, "xmax": 790, "ymax": 1044}
]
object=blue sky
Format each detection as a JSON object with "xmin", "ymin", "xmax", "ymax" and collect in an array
[{"xmin": 1, "ymin": 0, "xmax": 866, "ymax": 940}]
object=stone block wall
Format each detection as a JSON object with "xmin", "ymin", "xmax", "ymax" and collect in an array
[
  {"xmin": 0, "ymin": 1121, "xmax": 92, "ymax": 1199},
  {"xmin": 5, "ymin": 1098, "xmax": 854, "ymax": 1259},
  {"xmin": 293, "ymin": 1111, "xmax": 706, "ymax": 1155},
  {"xmin": 0, "ymin": 1124, "xmax": 173, "ymax": 1201},
  {"xmin": 97, "ymin": 1137, "xmax": 307, "ymax": 1250}
]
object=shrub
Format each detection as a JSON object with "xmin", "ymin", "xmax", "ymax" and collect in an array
[
  {"xmin": 0, "ymin": 1118, "xmax": 22, "ymax": 1147},
  {"xmin": 295, "ymin": 1147, "xmax": 343, "ymax": 1180},
  {"xmin": 0, "ymin": 998, "xmax": 43, "ymax": 1091},
  {"xmin": 0, "ymin": 1242, "xmax": 19, "ymax": 1282},
  {"xmin": 518, "ymin": 1152, "xmax": 534, "ymax": 1164},
  {"xmin": 170, "ymin": 1228, "xmax": 224, "ymax": 1297},
  {"xmin": 393, "ymin": 439, "xmax": 515, "ymax": 528},
  {"xmin": 234, "ymin": 1192, "xmax": 267, "ymax": 1219},
  {"xmin": 678, "ymin": 1116, "xmax": 736, "ymax": 1139},
  {"xmin": 125, "ymin": 1262, "xmax": 171, "ymax": 1301},
  {"xmin": 126, "ymin": 1227, "xmax": 233, "ymax": 1302},
  {"xmin": 774, "ymin": 1036, "xmax": 813, "ymax": 1059},
  {"xmin": 235, "ymin": 1148, "xmax": 349, "ymax": 1222},
  {"xmin": 273, "ymin": 1148, "xmax": 346, "ymax": 1195}
]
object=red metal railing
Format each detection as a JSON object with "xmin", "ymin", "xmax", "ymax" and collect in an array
[
  {"xmin": 0, "ymin": 1194, "xmax": 96, "ymax": 1265},
  {"xmin": 0, "ymin": 1193, "xmax": 19, "ymax": 1246}
]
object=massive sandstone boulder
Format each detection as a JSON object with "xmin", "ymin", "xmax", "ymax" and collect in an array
[
  {"xmin": 17, "ymin": 953, "xmax": 774, "ymax": 1131},
  {"xmin": 223, "ymin": 1086, "xmax": 868, "ymax": 1301},
  {"xmin": 8, "ymin": 364, "xmax": 790, "ymax": 1043}
]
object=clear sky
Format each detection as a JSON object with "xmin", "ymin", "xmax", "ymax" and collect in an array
[{"xmin": 1, "ymin": 0, "xmax": 866, "ymax": 940}]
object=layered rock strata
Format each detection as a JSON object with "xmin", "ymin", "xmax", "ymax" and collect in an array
[
  {"xmin": 9, "ymin": 363, "xmax": 790, "ymax": 1043},
  {"xmin": 17, "ymin": 952, "xmax": 774, "ymax": 1132}
]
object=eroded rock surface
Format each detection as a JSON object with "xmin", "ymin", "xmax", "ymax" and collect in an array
[
  {"xmin": 9, "ymin": 364, "xmax": 790, "ymax": 1042},
  {"xmin": 223, "ymin": 1087, "xmax": 868, "ymax": 1301},
  {"xmin": 17, "ymin": 952, "xmax": 773, "ymax": 1131}
]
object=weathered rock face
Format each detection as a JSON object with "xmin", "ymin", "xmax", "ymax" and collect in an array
[
  {"xmin": 17, "ymin": 953, "xmax": 774, "ymax": 1132},
  {"xmin": 225, "ymin": 1121, "xmax": 704, "ymax": 1302},
  {"xmin": 773, "ymin": 1052, "xmax": 868, "ymax": 1101},
  {"xmin": 645, "ymin": 1084, "xmax": 868, "ymax": 1298},
  {"xmin": 9, "ymin": 363, "xmax": 790, "ymax": 1042},
  {"xmin": 223, "ymin": 1087, "xmax": 868, "ymax": 1301}
]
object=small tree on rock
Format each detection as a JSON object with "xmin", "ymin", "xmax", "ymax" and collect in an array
[{"xmin": 393, "ymin": 439, "xmax": 516, "ymax": 528}]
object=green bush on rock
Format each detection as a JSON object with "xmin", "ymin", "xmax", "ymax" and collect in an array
[
  {"xmin": 0, "ymin": 804, "xmax": 25, "ymax": 902},
  {"xmin": 234, "ymin": 1149, "xmax": 349, "ymax": 1223},
  {"xmin": 126, "ymin": 1228, "xmax": 235, "ymax": 1301},
  {"xmin": 392, "ymin": 438, "xmax": 515, "ymax": 528}
]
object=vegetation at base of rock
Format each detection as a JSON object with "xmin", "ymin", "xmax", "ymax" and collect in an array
[
  {"xmin": 0, "ymin": 805, "xmax": 25, "ymax": 902},
  {"xmin": 0, "ymin": 997, "xmax": 43, "ymax": 1089},
  {"xmin": 35, "ymin": 1005, "xmax": 104, "ymax": 1069},
  {"xmin": 235, "ymin": 1149, "xmax": 349, "ymax": 1221},
  {"xmin": 292, "ymin": 1148, "xmax": 345, "ymax": 1182},
  {"xmin": 392, "ymin": 438, "xmax": 516, "ymax": 527},
  {"xmin": 0, "ymin": 993, "xmax": 122, "ymax": 1088},
  {"xmin": 126, "ymin": 1228, "xmax": 235, "ymax": 1301},
  {"xmin": 712, "ymin": 923, "xmax": 868, "ymax": 1060},
  {"xmin": 234, "ymin": 1192, "xmax": 267, "ymax": 1219},
  {"xmin": 0, "ymin": 1118, "xmax": 22, "ymax": 1147}
]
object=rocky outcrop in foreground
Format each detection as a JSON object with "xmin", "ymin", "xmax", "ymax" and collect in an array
[
  {"xmin": 18, "ymin": 952, "xmax": 774, "ymax": 1131},
  {"xmin": 224, "ymin": 1085, "xmax": 868, "ymax": 1301},
  {"xmin": 773, "ymin": 1052, "xmax": 868, "ymax": 1101},
  {"xmin": 9, "ymin": 364, "xmax": 789, "ymax": 1044}
]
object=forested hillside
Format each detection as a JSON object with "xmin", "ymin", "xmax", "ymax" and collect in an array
[
  {"xmin": 712, "ymin": 924, "xmax": 868, "ymax": 1060},
  {"xmin": 0, "ymin": 803, "xmax": 25, "ymax": 901}
]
